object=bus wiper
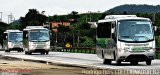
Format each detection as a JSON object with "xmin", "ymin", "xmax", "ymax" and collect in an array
[
  {"xmin": 30, "ymin": 40, "xmax": 38, "ymax": 42},
  {"xmin": 120, "ymin": 36, "xmax": 136, "ymax": 41},
  {"xmin": 136, "ymin": 36, "xmax": 150, "ymax": 40},
  {"xmin": 38, "ymin": 39, "xmax": 49, "ymax": 42}
]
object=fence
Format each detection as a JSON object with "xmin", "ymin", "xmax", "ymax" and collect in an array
[{"xmin": 51, "ymin": 46, "xmax": 96, "ymax": 54}]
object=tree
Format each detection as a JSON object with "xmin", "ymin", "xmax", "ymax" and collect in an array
[
  {"xmin": 57, "ymin": 25, "xmax": 71, "ymax": 33},
  {"xmin": 0, "ymin": 22, "xmax": 9, "ymax": 44},
  {"xmin": 69, "ymin": 11, "xmax": 79, "ymax": 23},
  {"xmin": 81, "ymin": 36, "xmax": 95, "ymax": 47},
  {"xmin": 0, "ymin": 22, "xmax": 9, "ymax": 35},
  {"xmin": 20, "ymin": 9, "xmax": 47, "ymax": 29},
  {"xmin": 80, "ymin": 23, "xmax": 90, "ymax": 30}
]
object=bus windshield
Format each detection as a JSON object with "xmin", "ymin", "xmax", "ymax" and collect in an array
[
  {"xmin": 118, "ymin": 20, "xmax": 154, "ymax": 42},
  {"xmin": 8, "ymin": 32, "xmax": 23, "ymax": 42},
  {"xmin": 29, "ymin": 29, "xmax": 49, "ymax": 42}
]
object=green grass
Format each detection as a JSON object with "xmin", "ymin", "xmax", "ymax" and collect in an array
[{"xmin": 156, "ymin": 53, "xmax": 160, "ymax": 59}]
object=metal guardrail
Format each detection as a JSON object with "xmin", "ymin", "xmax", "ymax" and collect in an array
[{"xmin": 51, "ymin": 46, "xmax": 96, "ymax": 54}]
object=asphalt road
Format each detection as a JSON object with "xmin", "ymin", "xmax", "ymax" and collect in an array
[{"xmin": 0, "ymin": 51, "xmax": 160, "ymax": 70}]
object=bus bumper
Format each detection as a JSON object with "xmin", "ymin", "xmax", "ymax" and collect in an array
[{"xmin": 116, "ymin": 50, "xmax": 155, "ymax": 62}]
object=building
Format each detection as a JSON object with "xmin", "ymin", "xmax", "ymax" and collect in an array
[{"xmin": 50, "ymin": 21, "xmax": 70, "ymax": 32}]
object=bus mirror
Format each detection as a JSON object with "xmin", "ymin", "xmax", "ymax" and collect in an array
[
  {"xmin": 50, "ymin": 32, "xmax": 52, "ymax": 36},
  {"xmin": 111, "ymin": 28, "xmax": 115, "ymax": 33},
  {"xmin": 154, "ymin": 26, "xmax": 157, "ymax": 31},
  {"xmin": 6, "ymin": 36, "xmax": 7, "ymax": 39}
]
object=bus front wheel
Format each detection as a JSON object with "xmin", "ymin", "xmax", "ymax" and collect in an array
[
  {"xmin": 5, "ymin": 50, "xmax": 10, "ymax": 52},
  {"xmin": 28, "ymin": 52, "xmax": 32, "ymax": 55},
  {"xmin": 116, "ymin": 60, "xmax": 121, "ymax": 65},
  {"xmin": 146, "ymin": 60, "xmax": 151, "ymax": 65},
  {"xmin": 103, "ymin": 59, "xmax": 111, "ymax": 64},
  {"xmin": 25, "ymin": 52, "xmax": 28, "ymax": 54},
  {"xmin": 46, "ymin": 51, "xmax": 49, "ymax": 55}
]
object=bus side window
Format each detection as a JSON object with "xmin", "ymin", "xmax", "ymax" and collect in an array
[{"xmin": 97, "ymin": 22, "xmax": 111, "ymax": 38}]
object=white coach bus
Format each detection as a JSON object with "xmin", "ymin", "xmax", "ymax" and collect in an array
[
  {"xmin": 96, "ymin": 15, "xmax": 156, "ymax": 65},
  {"xmin": 3, "ymin": 30, "xmax": 23, "ymax": 52},
  {"xmin": 23, "ymin": 26, "xmax": 50, "ymax": 55}
]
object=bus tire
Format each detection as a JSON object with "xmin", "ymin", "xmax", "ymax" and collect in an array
[
  {"xmin": 46, "ymin": 51, "xmax": 49, "ymax": 55},
  {"xmin": 25, "ymin": 52, "xmax": 28, "ymax": 55},
  {"xmin": 5, "ymin": 50, "xmax": 10, "ymax": 52},
  {"xmin": 116, "ymin": 60, "xmax": 121, "ymax": 65},
  {"xmin": 28, "ymin": 52, "xmax": 32, "ymax": 55},
  {"xmin": 103, "ymin": 59, "xmax": 111, "ymax": 64},
  {"xmin": 146, "ymin": 60, "xmax": 151, "ymax": 65}
]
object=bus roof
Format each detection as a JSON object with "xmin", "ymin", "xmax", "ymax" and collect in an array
[
  {"xmin": 23, "ymin": 26, "xmax": 48, "ymax": 31},
  {"xmin": 4, "ymin": 30, "xmax": 22, "ymax": 33},
  {"xmin": 98, "ymin": 15, "xmax": 150, "ymax": 23}
]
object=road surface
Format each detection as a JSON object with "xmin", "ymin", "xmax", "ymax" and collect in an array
[{"xmin": 0, "ymin": 51, "xmax": 160, "ymax": 70}]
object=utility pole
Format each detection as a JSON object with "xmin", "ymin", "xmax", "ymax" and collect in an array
[
  {"xmin": 8, "ymin": 13, "xmax": 14, "ymax": 24},
  {"xmin": 86, "ymin": 13, "xmax": 88, "ymax": 22},
  {"xmin": 89, "ymin": 11, "xmax": 91, "ymax": 22},
  {"xmin": 0, "ymin": 12, "xmax": 2, "ymax": 22},
  {"xmin": 153, "ymin": 13, "xmax": 155, "ymax": 25}
]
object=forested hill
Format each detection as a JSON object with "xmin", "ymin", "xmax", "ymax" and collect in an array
[{"xmin": 105, "ymin": 4, "xmax": 160, "ymax": 14}]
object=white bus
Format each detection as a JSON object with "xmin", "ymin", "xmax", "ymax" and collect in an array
[
  {"xmin": 3, "ymin": 30, "xmax": 23, "ymax": 52},
  {"xmin": 96, "ymin": 15, "xmax": 156, "ymax": 65},
  {"xmin": 23, "ymin": 26, "xmax": 50, "ymax": 55}
]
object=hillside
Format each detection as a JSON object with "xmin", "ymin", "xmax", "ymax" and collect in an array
[{"xmin": 105, "ymin": 4, "xmax": 160, "ymax": 14}]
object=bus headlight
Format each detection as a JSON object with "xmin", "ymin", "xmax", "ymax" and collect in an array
[
  {"xmin": 8, "ymin": 43, "xmax": 13, "ymax": 48},
  {"xmin": 45, "ymin": 45, "xmax": 50, "ymax": 49},
  {"xmin": 29, "ymin": 44, "xmax": 35, "ymax": 50},
  {"xmin": 8, "ymin": 44, "xmax": 13, "ymax": 48},
  {"xmin": 20, "ymin": 45, "xmax": 23, "ymax": 48}
]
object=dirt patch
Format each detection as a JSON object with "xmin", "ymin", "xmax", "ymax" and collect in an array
[{"xmin": 0, "ymin": 56, "xmax": 85, "ymax": 75}]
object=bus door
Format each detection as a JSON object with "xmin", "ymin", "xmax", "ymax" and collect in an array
[{"xmin": 96, "ymin": 22, "xmax": 116, "ymax": 59}]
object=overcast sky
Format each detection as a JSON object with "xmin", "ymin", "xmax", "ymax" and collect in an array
[{"xmin": 1, "ymin": 0, "xmax": 160, "ymax": 23}]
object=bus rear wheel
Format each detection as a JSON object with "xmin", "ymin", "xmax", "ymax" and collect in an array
[{"xmin": 103, "ymin": 59, "xmax": 111, "ymax": 64}]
